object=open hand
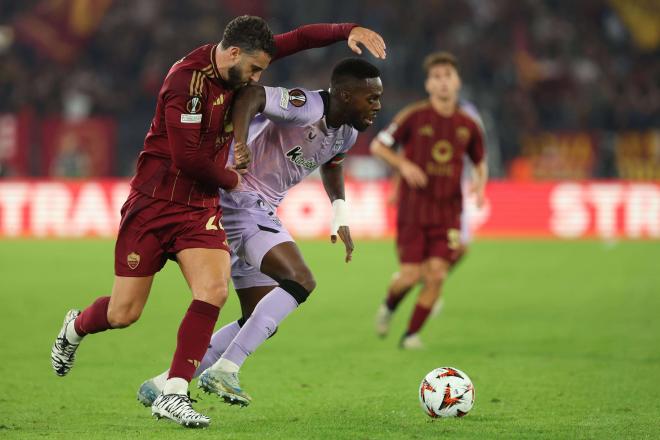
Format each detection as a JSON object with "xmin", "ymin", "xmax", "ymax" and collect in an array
[
  {"xmin": 348, "ymin": 27, "xmax": 387, "ymax": 59},
  {"xmin": 399, "ymin": 160, "xmax": 428, "ymax": 188}
]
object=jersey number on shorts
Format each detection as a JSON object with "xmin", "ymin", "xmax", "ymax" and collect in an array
[
  {"xmin": 205, "ymin": 215, "xmax": 224, "ymax": 231},
  {"xmin": 447, "ymin": 228, "xmax": 461, "ymax": 250}
]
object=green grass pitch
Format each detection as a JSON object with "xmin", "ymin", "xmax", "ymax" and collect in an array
[{"xmin": 1, "ymin": 238, "xmax": 659, "ymax": 439}]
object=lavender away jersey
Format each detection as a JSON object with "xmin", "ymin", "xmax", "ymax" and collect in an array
[
  {"xmin": 227, "ymin": 86, "xmax": 358, "ymax": 208},
  {"xmin": 221, "ymin": 86, "xmax": 357, "ymax": 288}
]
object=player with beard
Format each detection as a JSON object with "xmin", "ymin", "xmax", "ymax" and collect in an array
[
  {"xmin": 136, "ymin": 58, "xmax": 382, "ymax": 407},
  {"xmin": 50, "ymin": 16, "xmax": 386, "ymax": 428}
]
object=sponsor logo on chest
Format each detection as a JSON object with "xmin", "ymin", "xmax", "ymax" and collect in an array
[{"xmin": 285, "ymin": 146, "xmax": 317, "ymax": 170}]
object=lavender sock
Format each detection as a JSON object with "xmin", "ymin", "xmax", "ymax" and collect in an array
[
  {"xmin": 220, "ymin": 287, "xmax": 298, "ymax": 368},
  {"xmin": 194, "ymin": 320, "xmax": 241, "ymax": 377}
]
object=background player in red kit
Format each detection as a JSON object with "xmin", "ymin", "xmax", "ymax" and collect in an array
[
  {"xmin": 371, "ymin": 52, "xmax": 488, "ymax": 349},
  {"xmin": 50, "ymin": 15, "xmax": 386, "ymax": 428}
]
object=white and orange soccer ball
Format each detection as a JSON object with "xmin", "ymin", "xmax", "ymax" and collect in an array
[{"xmin": 418, "ymin": 367, "xmax": 475, "ymax": 418}]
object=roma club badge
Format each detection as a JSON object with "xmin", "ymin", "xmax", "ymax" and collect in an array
[{"xmin": 127, "ymin": 252, "xmax": 140, "ymax": 270}]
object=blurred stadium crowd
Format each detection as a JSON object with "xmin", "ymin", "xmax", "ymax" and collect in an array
[{"xmin": 0, "ymin": 0, "xmax": 658, "ymax": 178}]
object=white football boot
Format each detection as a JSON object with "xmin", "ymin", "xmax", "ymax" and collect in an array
[
  {"xmin": 51, "ymin": 309, "xmax": 81, "ymax": 376},
  {"xmin": 375, "ymin": 303, "xmax": 393, "ymax": 337},
  {"xmin": 400, "ymin": 333, "xmax": 425, "ymax": 350},
  {"xmin": 151, "ymin": 393, "xmax": 210, "ymax": 428}
]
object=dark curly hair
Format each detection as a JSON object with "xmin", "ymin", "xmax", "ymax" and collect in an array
[{"xmin": 221, "ymin": 15, "xmax": 276, "ymax": 58}]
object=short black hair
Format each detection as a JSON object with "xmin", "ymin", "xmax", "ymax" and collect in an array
[
  {"xmin": 330, "ymin": 58, "xmax": 381, "ymax": 88},
  {"xmin": 221, "ymin": 15, "xmax": 276, "ymax": 58}
]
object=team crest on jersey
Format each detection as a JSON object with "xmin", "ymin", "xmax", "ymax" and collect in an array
[
  {"xmin": 288, "ymin": 89, "xmax": 307, "ymax": 107},
  {"xmin": 332, "ymin": 139, "xmax": 345, "ymax": 154},
  {"xmin": 432, "ymin": 140, "xmax": 453, "ymax": 163},
  {"xmin": 186, "ymin": 96, "xmax": 202, "ymax": 113},
  {"xmin": 456, "ymin": 126, "xmax": 470, "ymax": 143},
  {"xmin": 127, "ymin": 252, "xmax": 140, "ymax": 270},
  {"xmin": 418, "ymin": 124, "xmax": 434, "ymax": 137}
]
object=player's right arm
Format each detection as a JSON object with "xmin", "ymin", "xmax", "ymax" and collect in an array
[
  {"xmin": 273, "ymin": 24, "xmax": 386, "ymax": 61},
  {"xmin": 163, "ymin": 69, "xmax": 239, "ymax": 190},
  {"xmin": 370, "ymin": 109, "xmax": 428, "ymax": 188}
]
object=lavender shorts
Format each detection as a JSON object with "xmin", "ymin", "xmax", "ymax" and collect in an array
[{"xmin": 220, "ymin": 190, "xmax": 293, "ymax": 289}]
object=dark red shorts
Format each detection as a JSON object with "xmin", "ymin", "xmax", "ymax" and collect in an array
[
  {"xmin": 114, "ymin": 188, "xmax": 229, "ymax": 277},
  {"xmin": 396, "ymin": 223, "xmax": 462, "ymax": 264}
]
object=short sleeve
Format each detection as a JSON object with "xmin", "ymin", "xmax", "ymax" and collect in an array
[
  {"xmin": 261, "ymin": 86, "xmax": 325, "ymax": 126},
  {"xmin": 163, "ymin": 69, "xmax": 206, "ymax": 130},
  {"xmin": 326, "ymin": 128, "xmax": 357, "ymax": 167},
  {"xmin": 376, "ymin": 109, "xmax": 414, "ymax": 149},
  {"xmin": 342, "ymin": 128, "xmax": 358, "ymax": 153}
]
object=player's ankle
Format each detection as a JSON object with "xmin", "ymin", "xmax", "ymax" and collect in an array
[
  {"xmin": 163, "ymin": 377, "xmax": 188, "ymax": 395},
  {"xmin": 213, "ymin": 358, "xmax": 240, "ymax": 373},
  {"xmin": 65, "ymin": 320, "xmax": 83, "ymax": 344}
]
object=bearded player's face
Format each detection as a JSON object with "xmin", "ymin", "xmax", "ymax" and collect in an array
[
  {"xmin": 425, "ymin": 64, "xmax": 461, "ymax": 102},
  {"xmin": 226, "ymin": 50, "xmax": 271, "ymax": 89},
  {"xmin": 347, "ymin": 77, "xmax": 383, "ymax": 132}
]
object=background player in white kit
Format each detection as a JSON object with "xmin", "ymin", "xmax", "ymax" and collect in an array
[{"xmin": 138, "ymin": 58, "xmax": 383, "ymax": 406}]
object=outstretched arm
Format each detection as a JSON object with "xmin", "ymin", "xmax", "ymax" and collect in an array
[
  {"xmin": 321, "ymin": 159, "xmax": 353, "ymax": 263},
  {"xmin": 273, "ymin": 24, "xmax": 386, "ymax": 61}
]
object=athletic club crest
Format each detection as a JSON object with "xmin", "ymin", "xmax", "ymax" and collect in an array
[{"xmin": 127, "ymin": 252, "xmax": 140, "ymax": 270}]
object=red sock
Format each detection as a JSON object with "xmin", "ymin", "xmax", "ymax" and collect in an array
[
  {"xmin": 168, "ymin": 300, "xmax": 220, "ymax": 382},
  {"xmin": 406, "ymin": 303, "xmax": 431, "ymax": 335},
  {"xmin": 74, "ymin": 296, "xmax": 111, "ymax": 336},
  {"xmin": 385, "ymin": 286, "xmax": 411, "ymax": 311}
]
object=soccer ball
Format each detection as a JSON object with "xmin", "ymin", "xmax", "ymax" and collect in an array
[{"xmin": 418, "ymin": 367, "xmax": 475, "ymax": 418}]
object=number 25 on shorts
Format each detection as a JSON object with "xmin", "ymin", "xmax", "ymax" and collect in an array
[{"xmin": 205, "ymin": 215, "xmax": 224, "ymax": 231}]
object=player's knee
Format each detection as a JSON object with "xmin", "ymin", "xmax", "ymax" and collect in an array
[
  {"xmin": 423, "ymin": 268, "xmax": 447, "ymax": 287},
  {"xmin": 279, "ymin": 265, "xmax": 316, "ymax": 293},
  {"xmin": 399, "ymin": 267, "xmax": 422, "ymax": 287},
  {"xmin": 107, "ymin": 307, "xmax": 142, "ymax": 328},
  {"xmin": 279, "ymin": 278, "xmax": 313, "ymax": 305},
  {"xmin": 192, "ymin": 279, "xmax": 229, "ymax": 307}
]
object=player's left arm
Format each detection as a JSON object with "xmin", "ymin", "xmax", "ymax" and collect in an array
[
  {"xmin": 273, "ymin": 24, "xmax": 386, "ymax": 61},
  {"xmin": 320, "ymin": 157, "xmax": 353, "ymax": 263}
]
